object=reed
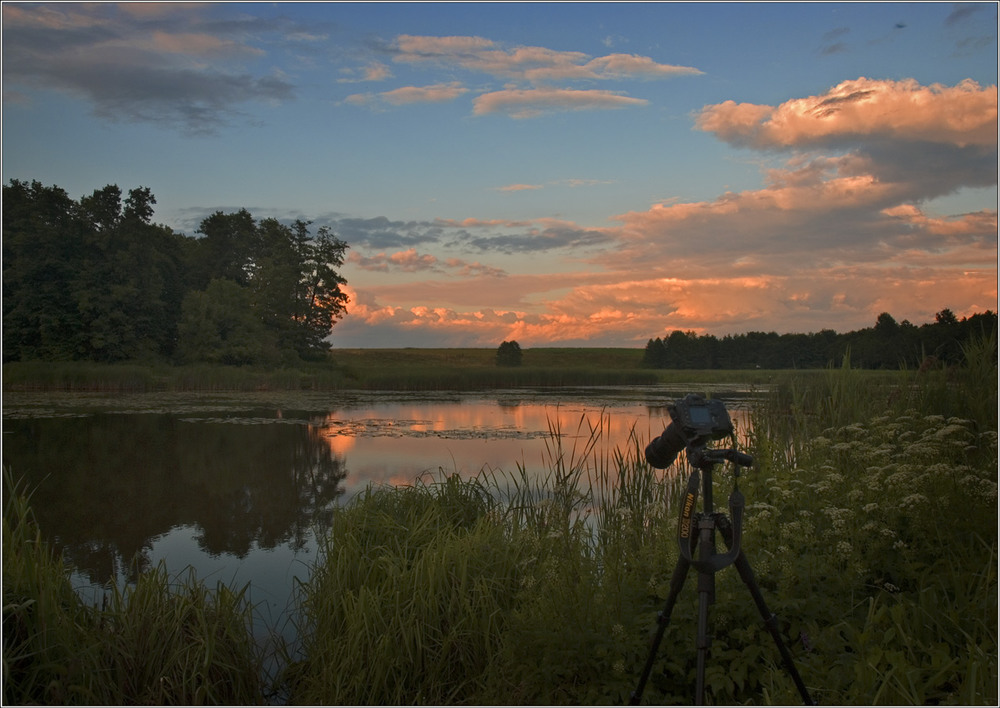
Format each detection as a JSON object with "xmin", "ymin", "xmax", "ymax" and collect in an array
[
  {"xmin": 2, "ymin": 468, "xmax": 268, "ymax": 705},
  {"xmin": 3, "ymin": 471, "xmax": 99, "ymax": 705}
]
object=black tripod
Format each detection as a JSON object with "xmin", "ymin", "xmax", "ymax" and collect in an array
[{"xmin": 630, "ymin": 446, "xmax": 815, "ymax": 705}]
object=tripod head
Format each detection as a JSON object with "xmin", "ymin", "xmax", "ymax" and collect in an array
[{"xmin": 677, "ymin": 440, "xmax": 753, "ymax": 574}]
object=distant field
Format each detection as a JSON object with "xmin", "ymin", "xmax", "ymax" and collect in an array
[
  {"xmin": 329, "ymin": 347, "xmax": 645, "ymax": 370},
  {"xmin": 3, "ymin": 348, "xmax": 880, "ymax": 391}
]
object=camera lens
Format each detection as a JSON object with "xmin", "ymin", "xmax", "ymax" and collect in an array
[{"xmin": 645, "ymin": 423, "xmax": 687, "ymax": 468}]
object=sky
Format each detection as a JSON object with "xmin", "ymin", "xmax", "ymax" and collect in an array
[{"xmin": 2, "ymin": 2, "xmax": 997, "ymax": 348}]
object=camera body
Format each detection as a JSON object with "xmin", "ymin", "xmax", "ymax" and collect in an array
[{"xmin": 645, "ymin": 394, "xmax": 735, "ymax": 468}]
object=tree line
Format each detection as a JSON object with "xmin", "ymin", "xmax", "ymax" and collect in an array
[
  {"xmin": 3, "ymin": 180, "xmax": 349, "ymax": 365},
  {"xmin": 641, "ymin": 309, "xmax": 998, "ymax": 370}
]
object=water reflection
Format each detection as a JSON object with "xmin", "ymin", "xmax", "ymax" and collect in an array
[
  {"xmin": 1, "ymin": 388, "xmax": 752, "ymax": 625},
  {"xmin": 3, "ymin": 413, "xmax": 345, "ymax": 586}
]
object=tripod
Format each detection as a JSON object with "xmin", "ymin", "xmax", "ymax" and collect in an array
[{"xmin": 630, "ymin": 446, "xmax": 815, "ymax": 705}]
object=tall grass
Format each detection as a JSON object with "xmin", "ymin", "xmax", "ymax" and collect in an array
[
  {"xmin": 5, "ymin": 337, "xmax": 996, "ymax": 703},
  {"xmin": 3, "ymin": 469, "xmax": 268, "ymax": 705}
]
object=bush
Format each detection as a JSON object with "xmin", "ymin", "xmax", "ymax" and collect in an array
[{"xmin": 496, "ymin": 340, "xmax": 523, "ymax": 367}]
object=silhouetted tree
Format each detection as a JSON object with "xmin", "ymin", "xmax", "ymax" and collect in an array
[
  {"xmin": 496, "ymin": 340, "xmax": 523, "ymax": 367},
  {"xmin": 641, "ymin": 337, "xmax": 668, "ymax": 368},
  {"xmin": 2, "ymin": 179, "xmax": 351, "ymax": 364}
]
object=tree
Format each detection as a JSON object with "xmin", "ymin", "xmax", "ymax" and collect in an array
[
  {"xmin": 179, "ymin": 212, "xmax": 350, "ymax": 361},
  {"xmin": 496, "ymin": 340, "xmax": 523, "ymax": 367},
  {"xmin": 175, "ymin": 279, "xmax": 279, "ymax": 365},
  {"xmin": 2, "ymin": 180, "xmax": 351, "ymax": 365},
  {"xmin": 2, "ymin": 180, "xmax": 87, "ymax": 360},
  {"xmin": 641, "ymin": 337, "xmax": 668, "ymax": 368},
  {"xmin": 73, "ymin": 185, "xmax": 185, "ymax": 361}
]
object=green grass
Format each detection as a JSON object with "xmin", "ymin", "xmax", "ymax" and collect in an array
[
  {"xmin": 4, "ymin": 337, "xmax": 996, "ymax": 703},
  {"xmin": 3, "ymin": 469, "xmax": 269, "ymax": 705}
]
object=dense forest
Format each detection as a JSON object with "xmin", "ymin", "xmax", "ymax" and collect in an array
[
  {"xmin": 3, "ymin": 180, "xmax": 349, "ymax": 365},
  {"xmin": 641, "ymin": 309, "xmax": 997, "ymax": 370}
]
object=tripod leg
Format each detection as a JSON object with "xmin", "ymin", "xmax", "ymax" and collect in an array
[
  {"xmin": 717, "ymin": 519, "xmax": 816, "ymax": 705},
  {"xmin": 630, "ymin": 554, "xmax": 691, "ymax": 705},
  {"xmin": 694, "ymin": 516, "xmax": 717, "ymax": 705}
]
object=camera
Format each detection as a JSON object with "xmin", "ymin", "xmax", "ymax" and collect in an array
[{"xmin": 645, "ymin": 394, "xmax": 735, "ymax": 468}]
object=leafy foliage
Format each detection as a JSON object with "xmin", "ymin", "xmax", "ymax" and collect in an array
[{"xmin": 3, "ymin": 180, "xmax": 349, "ymax": 365}]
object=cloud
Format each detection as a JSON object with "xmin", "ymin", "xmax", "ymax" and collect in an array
[
  {"xmin": 695, "ymin": 77, "xmax": 997, "ymax": 204},
  {"xmin": 391, "ymin": 35, "xmax": 701, "ymax": 83},
  {"xmin": 320, "ymin": 214, "xmax": 617, "ymax": 256},
  {"xmin": 495, "ymin": 179, "xmax": 612, "ymax": 192},
  {"xmin": 696, "ymin": 77, "xmax": 997, "ymax": 150},
  {"xmin": 457, "ymin": 220, "xmax": 615, "ymax": 254},
  {"xmin": 330, "ymin": 216, "xmax": 446, "ymax": 250},
  {"xmin": 331, "ymin": 76, "xmax": 995, "ymax": 346},
  {"xmin": 338, "ymin": 61, "xmax": 392, "ymax": 83},
  {"xmin": 338, "ymin": 257, "xmax": 997, "ymax": 348},
  {"xmin": 944, "ymin": 3, "xmax": 987, "ymax": 26},
  {"xmin": 473, "ymin": 87, "xmax": 648, "ymax": 118},
  {"xmin": 349, "ymin": 81, "xmax": 469, "ymax": 107},
  {"xmin": 343, "ymin": 33, "xmax": 703, "ymax": 117},
  {"xmin": 496, "ymin": 184, "xmax": 544, "ymax": 192},
  {"xmin": 1, "ymin": 3, "xmax": 306, "ymax": 134}
]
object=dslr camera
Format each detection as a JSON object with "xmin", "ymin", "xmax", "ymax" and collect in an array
[{"xmin": 645, "ymin": 394, "xmax": 735, "ymax": 469}]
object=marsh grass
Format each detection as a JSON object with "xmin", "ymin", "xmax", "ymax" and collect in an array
[
  {"xmin": 5, "ymin": 340, "xmax": 996, "ymax": 704},
  {"xmin": 3, "ymin": 469, "xmax": 268, "ymax": 705}
]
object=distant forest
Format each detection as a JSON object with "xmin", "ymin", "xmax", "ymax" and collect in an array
[
  {"xmin": 3, "ymin": 180, "xmax": 350, "ymax": 365},
  {"xmin": 641, "ymin": 309, "xmax": 997, "ymax": 370}
]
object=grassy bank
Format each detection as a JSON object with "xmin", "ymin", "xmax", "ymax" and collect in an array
[
  {"xmin": 2, "ymin": 348, "xmax": 660, "ymax": 391},
  {"xmin": 3, "ymin": 347, "xmax": 810, "ymax": 392},
  {"xmin": 4, "ymin": 338, "xmax": 996, "ymax": 704}
]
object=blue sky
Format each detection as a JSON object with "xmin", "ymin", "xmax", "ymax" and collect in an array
[{"xmin": 2, "ymin": 2, "xmax": 996, "ymax": 347}]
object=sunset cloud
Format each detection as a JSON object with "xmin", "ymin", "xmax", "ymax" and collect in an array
[
  {"xmin": 340, "ymin": 262, "xmax": 996, "ymax": 348},
  {"xmin": 379, "ymin": 82, "xmax": 469, "ymax": 105},
  {"xmin": 496, "ymin": 184, "xmax": 543, "ymax": 192},
  {"xmin": 348, "ymin": 33, "xmax": 702, "ymax": 118},
  {"xmin": 391, "ymin": 35, "xmax": 699, "ymax": 84},
  {"xmin": 473, "ymin": 88, "xmax": 648, "ymax": 118},
  {"xmin": 696, "ymin": 77, "xmax": 997, "ymax": 149},
  {"xmin": 338, "ymin": 61, "xmax": 392, "ymax": 83},
  {"xmin": 336, "ymin": 74, "xmax": 996, "ymax": 345}
]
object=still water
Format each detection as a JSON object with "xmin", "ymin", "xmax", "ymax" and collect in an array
[{"xmin": 2, "ymin": 386, "xmax": 753, "ymax": 637}]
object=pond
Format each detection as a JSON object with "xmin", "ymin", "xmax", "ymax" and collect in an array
[{"xmin": 1, "ymin": 385, "xmax": 756, "ymax": 643}]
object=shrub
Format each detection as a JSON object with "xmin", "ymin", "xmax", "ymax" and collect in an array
[{"xmin": 496, "ymin": 340, "xmax": 523, "ymax": 367}]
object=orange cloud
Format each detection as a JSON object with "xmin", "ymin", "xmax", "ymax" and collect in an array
[
  {"xmin": 337, "ymin": 265, "xmax": 996, "ymax": 348},
  {"xmin": 473, "ymin": 88, "xmax": 648, "ymax": 118},
  {"xmin": 392, "ymin": 35, "xmax": 700, "ymax": 85},
  {"xmin": 380, "ymin": 82, "xmax": 468, "ymax": 105},
  {"xmin": 496, "ymin": 184, "xmax": 543, "ymax": 192},
  {"xmin": 697, "ymin": 77, "xmax": 997, "ymax": 149},
  {"xmin": 333, "ymin": 76, "xmax": 995, "ymax": 347}
]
